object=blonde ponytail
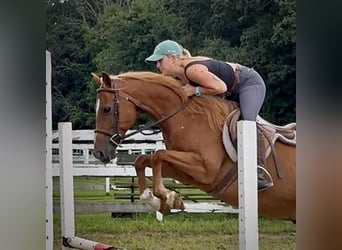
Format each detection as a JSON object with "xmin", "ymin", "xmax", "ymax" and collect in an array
[{"xmin": 181, "ymin": 48, "xmax": 192, "ymax": 59}]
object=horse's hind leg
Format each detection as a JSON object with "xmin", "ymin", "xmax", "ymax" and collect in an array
[{"xmin": 134, "ymin": 155, "xmax": 171, "ymax": 214}]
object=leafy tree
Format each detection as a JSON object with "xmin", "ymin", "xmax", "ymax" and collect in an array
[
  {"xmin": 237, "ymin": 0, "xmax": 296, "ymax": 123},
  {"xmin": 46, "ymin": 0, "xmax": 108, "ymax": 129},
  {"xmin": 164, "ymin": 0, "xmax": 296, "ymax": 123},
  {"xmin": 86, "ymin": 0, "xmax": 186, "ymax": 74},
  {"xmin": 47, "ymin": 0, "xmax": 296, "ymax": 128}
]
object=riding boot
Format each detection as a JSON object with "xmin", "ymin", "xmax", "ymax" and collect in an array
[{"xmin": 257, "ymin": 130, "xmax": 274, "ymax": 192}]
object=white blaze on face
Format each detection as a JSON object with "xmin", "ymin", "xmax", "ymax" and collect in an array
[
  {"xmin": 95, "ymin": 98, "xmax": 100, "ymax": 141},
  {"xmin": 96, "ymin": 98, "xmax": 100, "ymax": 118}
]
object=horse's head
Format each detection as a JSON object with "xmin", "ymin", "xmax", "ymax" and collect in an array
[{"xmin": 92, "ymin": 72, "xmax": 139, "ymax": 164}]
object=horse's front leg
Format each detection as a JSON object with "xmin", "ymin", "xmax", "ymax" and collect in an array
[
  {"xmin": 134, "ymin": 155, "xmax": 171, "ymax": 214},
  {"xmin": 150, "ymin": 149, "xmax": 210, "ymax": 210},
  {"xmin": 134, "ymin": 155, "xmax": 150, "ymax": 195},
  {"xmin": 151, "ymin": 150, "xmax": 200, "ymax": 209}
]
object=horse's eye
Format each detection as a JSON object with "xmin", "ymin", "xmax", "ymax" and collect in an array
[{"xmin": 103, "ymin": 107, "xmax": 111, "ymax": 113}]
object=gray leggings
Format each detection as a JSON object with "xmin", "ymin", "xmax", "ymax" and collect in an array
[{"xmin": 233, "ymin": 67, "xmax": 266, "ymax": 121}]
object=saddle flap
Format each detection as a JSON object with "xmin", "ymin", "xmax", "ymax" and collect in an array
[{"xmin": 222, "ymin": 108, "xmax": 297, "ymax": 163}]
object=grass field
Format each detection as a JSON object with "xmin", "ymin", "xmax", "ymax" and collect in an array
[
  {"xmin": 53, "ymin": 177, "xmax": 296, "ymax": 249},
  {"xmin": 53, "ymin": 212, "xmax": 296, "ymax": 250}
]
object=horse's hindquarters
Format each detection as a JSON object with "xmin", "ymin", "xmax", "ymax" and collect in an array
[{"xmin": 216, "ymin": 142, "xmax": 296, "ymax": 220}]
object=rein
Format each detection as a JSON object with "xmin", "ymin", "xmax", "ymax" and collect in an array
[
  {"xmin": 121, "ymin": 98, "xmax": 189, "ymax": 143},
  {"xmin": 95, "ymin": 79, "xmax": 190, "ymax": 146}
]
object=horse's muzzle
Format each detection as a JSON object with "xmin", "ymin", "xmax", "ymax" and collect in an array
[{"xmin": 93, "ymin": 147, "xmax": 116, "ymax": 164}]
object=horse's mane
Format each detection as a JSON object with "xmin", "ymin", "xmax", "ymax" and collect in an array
[
  {"xmin": 116, "ymin": 71, "xmax": 187, "ymax": 102},
  {"xmin": 114, "ymin": 71, "xmax": 237, "ymax": 131},
  {"xmin": 186, "ymin": 95, "xmax": 236, "ymax": 131}
]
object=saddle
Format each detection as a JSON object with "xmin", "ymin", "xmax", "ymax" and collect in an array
[
  {"xmin": 222, "ymin": 108, "xmax": 296, "ymax": 177},
  {"xmin": 209, "ymin": 108, "xmax": 296, "ymax": 197}
]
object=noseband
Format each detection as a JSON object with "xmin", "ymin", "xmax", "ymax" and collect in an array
[{"xmin": 95, "ymin": 79, "xmax": 189, "ymax": 147}]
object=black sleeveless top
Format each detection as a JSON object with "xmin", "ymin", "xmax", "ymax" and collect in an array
[{"xmin": 184, "ymin": 59, "xmax": 235, "ymax": 90}]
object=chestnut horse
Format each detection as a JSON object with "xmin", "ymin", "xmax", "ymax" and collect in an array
[{"xmin": 92, "ymin": 71, "xmax": 296, "ymax": 221}]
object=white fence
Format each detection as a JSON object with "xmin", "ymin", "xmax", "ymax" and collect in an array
[
  {"xmin": 51, "ymin": 129, "xmax": 237, "ymax": 214},
  {"xmin": 51, "ymin": 129, "xmax": 162, "ymax": 178},
  {"xmin": 57, "ymin": 122, "xmax": 257, "ymax": 250},
  {"xmin": 52, "ymin": 129, "xmax": 163, "ymax": 163}
]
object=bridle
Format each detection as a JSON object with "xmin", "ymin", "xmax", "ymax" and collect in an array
[{"xmin": 94, "ymin": 79, "xmax": 189, "ymax": 146}]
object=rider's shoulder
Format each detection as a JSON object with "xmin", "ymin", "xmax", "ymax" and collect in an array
[{"xmin": 184, "ymin": 57, "xmax": 212, "ymax": 69}]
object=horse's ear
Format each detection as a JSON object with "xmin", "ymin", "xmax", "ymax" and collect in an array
[
  {"xmin": 101, "ymin": 72, "xmax": 112, "ymax": 88},
  {"xmin": 91, "ymin": 72, "xmax": 102, "ymax": 87}
]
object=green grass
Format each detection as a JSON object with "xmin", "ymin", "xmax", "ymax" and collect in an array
[
  {"xmin": 53, "ymin": 176, "xmax": 296, "ymax": 249},
  {"xmin": 53, "ymin": 212, "xmax": 296, "ymax": 250},
  {"xmin": 53, "ymin": 189, "xmax": 116, "ymax": 202}
]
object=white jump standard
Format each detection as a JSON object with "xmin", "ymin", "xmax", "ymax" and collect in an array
[
  {"xmin": 237, "ymin": 121, "xmax": 259, "ymax": 250},
  {"xmin": 59, "ymin": 122, "xmax": 125, "ymax": 250}
]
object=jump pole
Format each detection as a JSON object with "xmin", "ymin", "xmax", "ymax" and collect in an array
[
  {"xmin": 237, "ymin": 121, "xmax": 259, "ymax": 249},
  {"xmin": 58, "ymin": 122, "xmax": 120, "ymax": 250}
]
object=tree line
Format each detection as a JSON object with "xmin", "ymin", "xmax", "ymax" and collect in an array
[{"xmin": 46, "ymin": 0, "xmax": 296, "ymax": 130}]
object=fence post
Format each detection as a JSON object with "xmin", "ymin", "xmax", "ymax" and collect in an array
[
  {"xmin": 105, "ymin": 177, "xmax": 110, "ymax": 195},
  {"xmin": 130, "ymin": 177, "xmax": 135, "ymax": 202},
  {"xmin": 84, "ymin": 147, "xmax": 89, "ymax": 164},
  {"xmin": 46, "ymin": 50, "xmax": 53, "ymax": 250},
  {"xmin": 59, "ymin": 122, "xmax": 75, "ymax": 250},
  {"xmin": 237, "ymin": 121, "xmax": 259, "ymax": 250}
]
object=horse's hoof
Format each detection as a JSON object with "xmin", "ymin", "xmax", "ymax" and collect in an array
[
  {"xmin": 166, "ymin": 191, "xmax": 185, "ymax": 210},
  {"xmin": 159, "ymin": 200, "xmax": 171, "ymax": 215}
]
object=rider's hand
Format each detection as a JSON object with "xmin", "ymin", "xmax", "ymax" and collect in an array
[{"xmin": 181, "ymin": 84, "xmax": 196, "ymax": 97}]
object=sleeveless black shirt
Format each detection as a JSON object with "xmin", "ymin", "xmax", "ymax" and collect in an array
[{"xmin": 184, "ymin": 59, "xmax": 235, "ymax": 90}]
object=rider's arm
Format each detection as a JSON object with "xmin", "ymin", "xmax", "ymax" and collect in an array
[{"xmin": 183, "ymin": 64, "xmax": 227, "ymax": 96}]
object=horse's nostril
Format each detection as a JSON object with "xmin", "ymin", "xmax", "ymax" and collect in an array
[{"xmin": 94, "ymin": 150, "xmax": 104, "ymax": 159}]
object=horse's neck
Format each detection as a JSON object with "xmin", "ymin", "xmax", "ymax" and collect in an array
[{"xmin": 124, "ymin": 82, "xmax": 184, "ymax": 121}]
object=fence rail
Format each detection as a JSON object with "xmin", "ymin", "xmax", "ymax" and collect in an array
[
  {"xmin": 51, "ymin": 129, "xmax": 238, "ymax": 214},
  {"xmin": 52, "ymin": 129, "xmax": 164, "ymax": 165}
]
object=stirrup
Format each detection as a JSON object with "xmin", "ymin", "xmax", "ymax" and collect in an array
[
  {"xmin": 257, "ymin": 165, "xmax": 272, "ymax": 180},
  {"xmin": 258, "ymin": 180, "xmax": 274, "ymax": 192},
  {"xmin": 257, "ymin": 166, "xmax": 274, "ymax": 192}
]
